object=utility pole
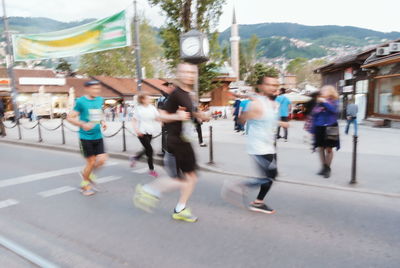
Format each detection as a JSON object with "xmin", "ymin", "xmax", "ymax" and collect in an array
[
  {"xmin": 1, "ymin": 0, "xmax": 19, "ymax": 119},
  {"xmin": 133, "ymin": 0, "xmax": 142, "ymax": 91}
]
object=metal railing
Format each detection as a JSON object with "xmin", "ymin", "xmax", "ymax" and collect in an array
[{"xmin": 3, "ymin": 119, "xmax": 214, "ymax": 164}]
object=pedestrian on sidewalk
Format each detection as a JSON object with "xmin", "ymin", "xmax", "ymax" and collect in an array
[
  {"xmin": 133, "ymin": 62, "xmax": 210, "ymax": 223},
  {"xmin": 157, "ymin": 81, "xmax": 175, "ymax": 157},
  {"xmin": 233, "ymin": 98, "xmax": 241, "ymax": 132},
  {"xmin": 345, "ymin": 101, "xmax": 358, "ymax": 136},
  {"xmin": 276, "ymin": 88, "xmax": 291, "ymax": 142},
  {"xmin": 67, "ymin": 81, "xmax": 108, "ymax": 196},
  {"xmin": 130, "ymin": 93, "xmax": 160, "ymax": 178},
  {"xmin": 0, "ymin": 99, "xmax": 6, "ymax": 137},
  {"xmin": 303, "ymin": 91, "xmax": 320, "ymax": 144},
  {"xmin": 311, "ymin": 85, "xmax": 340, "ymax": 179},
  {"xmin": 222, "ymin": 73, "xmax": 289, "ymax": 214}
]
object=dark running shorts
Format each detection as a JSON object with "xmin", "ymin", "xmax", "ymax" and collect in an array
[
  {"xmin": 167, "ymin": 138, "xmax": 196, "ymax": 173},
  {"xmin": 80, "ymin": 139, "xmax": 105, "ymax": 158}
]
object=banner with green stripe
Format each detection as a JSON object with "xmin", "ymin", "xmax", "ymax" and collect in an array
[{"xmin": 12, "ymin": 10, "xmax": 131, "ymax": 61}]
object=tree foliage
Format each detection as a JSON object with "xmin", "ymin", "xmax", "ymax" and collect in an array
[
  {"xmin": 286, "ymin": 58, "xmax": 327, "ymax": 88},
  {"xmin": 56, "ymin": 58, "xmax": 72, "ymax": 74},
  {"xmin": 246, "ymin": 63, "xmax": 279, "ymax": 86},
  {"xmin": 148, "ymin": 0, "xmax": 226, "ymax": 96},
  {"xmin": 79, "ymin": 18, "xmax": 161, "ymax": 77},
  {"xmin": 240, "ymin": 34, "xmax": 260, "ymax": 80}
]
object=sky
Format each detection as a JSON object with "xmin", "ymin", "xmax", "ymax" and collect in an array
[{"xmin": 5, "ymin": 0, "xmax": 400, "ymax": 33}]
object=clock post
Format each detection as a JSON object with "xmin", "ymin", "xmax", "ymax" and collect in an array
[{"xmin": 180, "ymin": 30, "xmax": 210, "ymax": 105}]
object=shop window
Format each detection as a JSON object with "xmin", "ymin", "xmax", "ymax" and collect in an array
[{"xmin": 375, "ymin": 77, "xmax": 400, "ymax": 115}]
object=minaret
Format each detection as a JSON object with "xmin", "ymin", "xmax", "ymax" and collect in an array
[{"xmin": 230, "ymin": 8, "xmax": 240, "ymax": 81}]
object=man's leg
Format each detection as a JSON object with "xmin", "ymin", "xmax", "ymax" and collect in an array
[
  {"xmin": 345, "ymin": 119, "xmax": 351, "ymax": 134},
  {"xmin": 177, "ymin": 171, "xmax": 197, "ymax": 209},
  {"xmin": 282, "ymin": 117, "xmax": 289, "ymax": 140},
  {"xmin": 353, "ymin": 118, "xmax": 358, "ymax": 136},
  {"xmin": 244, "ymin": 155, "xmax": 276, "ymax": 214},
  {"xmin": 0, "ymin": 117, "xmax": 5, "ymax": 137}
]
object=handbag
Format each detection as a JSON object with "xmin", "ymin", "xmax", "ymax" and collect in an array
[{"xmin": 326, "ymin": 125, "xmax": 339, "ymax": 141}]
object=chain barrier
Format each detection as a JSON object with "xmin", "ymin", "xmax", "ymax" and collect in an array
[
  {"xmin": 39, "ymin": 121, "xmax": 62, "ymax": 131},
  {"xmin": 63, "ymin": 123, "xmax": 79, "ymax": 133},
  {"xmin": 20, "ymin": 121, "xmax": 39, "ymax": 130},
  {"xmin": 6, "ymin": 118, "xmax": 163, "ymax": 152},
  {"xmin": 103, "ymin": 126, "xmax": 123, "ymax": 138},
  {"xmin": 4, "ymin": 121, "xmax": 17, "ymax": 129}
]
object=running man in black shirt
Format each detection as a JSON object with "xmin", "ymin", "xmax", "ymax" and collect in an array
[{"xmin": 133, "ymin": 62, "xmax": 208, "ymax": 222}]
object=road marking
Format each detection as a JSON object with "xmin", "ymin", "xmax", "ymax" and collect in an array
[
  {"xmin": 0, "ymin": 199, "xmax": 19, "ymax": 209},
  {"xmin": 131, "ymin": 167, "xmax": 148, "ymax": 174},
  {"xmin": 0, "ymin": 235, "xmax": 59, "ymax": 268},
  {"xmin": 0, "ymin": 162, "xmax": 118, "ymax": 189},
  {"xmin": 97, "ymin": 176, "xmax": 122, "ymax": 184},
  {"xmin": 38, "ymin": 186, "xmax": 77, "ymax": 198}
]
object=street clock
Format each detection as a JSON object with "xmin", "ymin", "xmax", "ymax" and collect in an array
[{"xmin": 180, "ymin": 30, "xmax": 209, "ymax": 64}]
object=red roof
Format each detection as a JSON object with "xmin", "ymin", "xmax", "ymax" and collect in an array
[{"xmin": 66, "ymin": 77, "xmax": 120, "ymax": 98}]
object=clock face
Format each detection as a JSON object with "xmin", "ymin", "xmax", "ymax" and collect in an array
[
  {"xmin": 182, "ymin": 37, "xmax": 201, "ymax": 57},
  {"xmin": 203, "ymin": 37, "xmax": 210, "ymax": 57}
]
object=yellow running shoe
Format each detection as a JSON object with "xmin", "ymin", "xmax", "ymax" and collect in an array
[
  {"xmin": 133, "ymin": 184, "xmax": 159, "ymax": 213},
  {"xmin": 172, "ymin": 208, "xmax": 198, "ymax": 223}
]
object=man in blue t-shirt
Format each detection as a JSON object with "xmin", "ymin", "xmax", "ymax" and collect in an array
[
  {"xmin": 67, "ymin": 81, "xmax": 108, "ymax": 196},
  {"xmin": 275, "ymin": 88, "xmax": 291, "ymax": 141}
]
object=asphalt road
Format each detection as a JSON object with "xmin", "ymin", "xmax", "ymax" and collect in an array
[{"xmin": 0, "ymin": 143, "xmax": 399, "ymax": 268}]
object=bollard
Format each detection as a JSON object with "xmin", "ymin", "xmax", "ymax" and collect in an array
[
  {"xmin": 122, "ymin": 120, "xmax": 127, "ymax": 152},
  {"xmin": 17, "ymin": 118, "xmax": 21, "ymax": 140},
  {"xmin": 61, "ymin": 119, "xmax": 66, "ymax": 145},
  {"xmin": 38, "ymin": 119, "xmax": 43, "ymax": 142},
  {"xmin": 350, "ymin": 135, "xmax": 358, "ymax": 184},
  {"xmin": 208, "ymin": 125, "xmax": 214, "ymax": 165}
]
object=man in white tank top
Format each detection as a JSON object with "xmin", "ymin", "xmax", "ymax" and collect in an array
[{"xmin": 222, "ymin": 74, "xmax": 289, "ymax": 214}]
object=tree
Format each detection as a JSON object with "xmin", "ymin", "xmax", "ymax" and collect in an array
[
  {"xmin": 148, "ymin": 0, "xmax": 226, "ymax": 96},
  {"xmin": 246, "ymin": 63, "xmax": 279, "ymax": 86},
  {"xmin": 56, "ymin": 58, "xmax": 72, "ymax": 74},
  {"xmin": 286, "ymin": 57, "xmax": 327, "ymax": 88},
  {"xmin": 79, "ymin": 18, "xmax": 161, "ymax": 77},
  {"xmin": 240, "ymin": 34, "xmax": 260, "ymax": 81}
]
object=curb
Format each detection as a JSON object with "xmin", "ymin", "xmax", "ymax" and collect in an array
[{"xmin": 1, "ymin": 138, "xmax": 399, "ymax": 199}]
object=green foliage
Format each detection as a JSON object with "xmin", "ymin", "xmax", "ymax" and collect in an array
[
  {"xmin": 240, "ymin": 34, "xmax": 260, "ymax": 80},
  {"xmin": 286, "ymin": 58, "xmax": 328, "ymax": 88},
  {"xmin": 56, "ymin": 58, "xmax": 72, "ymax": 73},
  {"xmin": 286, "ymin": 58, "xmax": 308, "ymax": 74},
  {"xmin": 257, "ymin": 37, "xmax": 327, "ymax": 59},
  {"xmin": 148, "ymin": 0, "xmax": 226, "ymax": 95},
  {"xmin": 79, "ymin": 18, "xmax": 161, "ymax": 77},
  {"xmin": 246, "ymin": 63, "xmax": 279, "ymax": 86}
]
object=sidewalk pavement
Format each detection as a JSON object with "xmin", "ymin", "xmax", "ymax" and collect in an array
[{"xmin": 1, "ymin": 117, "xmax": 399, "ymax": 197}]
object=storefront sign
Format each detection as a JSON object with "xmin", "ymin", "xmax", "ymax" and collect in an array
[
  {"xmin": 19, "ymin": 77, "xmax": 66, "ymax": 86},
  {"xmin": 0, "ymin": 78, "xmax": 10, "ymax": 85},
  {"xmin": 343, "ymin": 85, "xmax": 354, "ymax": 93}
]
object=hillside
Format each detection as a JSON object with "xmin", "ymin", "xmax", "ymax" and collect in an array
[
  {"xmin": 220, "ymin": 23, "xmax": 400, "ymax": 59},
  {"xmin": 0, "ymin": 17, "xmax": 95, "ymax": 34}
]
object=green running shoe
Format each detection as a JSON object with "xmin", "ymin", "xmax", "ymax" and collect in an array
[
  {"xmin": 172, "ymin": 208, "xmax": 198, "ymax": 223},
  {"xmin": 133, "ymin": 184, "xmax": 159, "ymax": 213}
]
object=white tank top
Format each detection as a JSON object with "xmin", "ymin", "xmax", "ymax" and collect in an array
[{"xmin": 246, "ymin": 95, "xmax": 279, "ymax": 155}]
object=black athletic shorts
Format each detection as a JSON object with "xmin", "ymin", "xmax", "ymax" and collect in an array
[
  {"xmin": 80, "ymin": 139, "xmax": 105, "ymax": 158},
  {"xmin": 167, "ymin": 137, "xmax": 196, "ymax": 173}
]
